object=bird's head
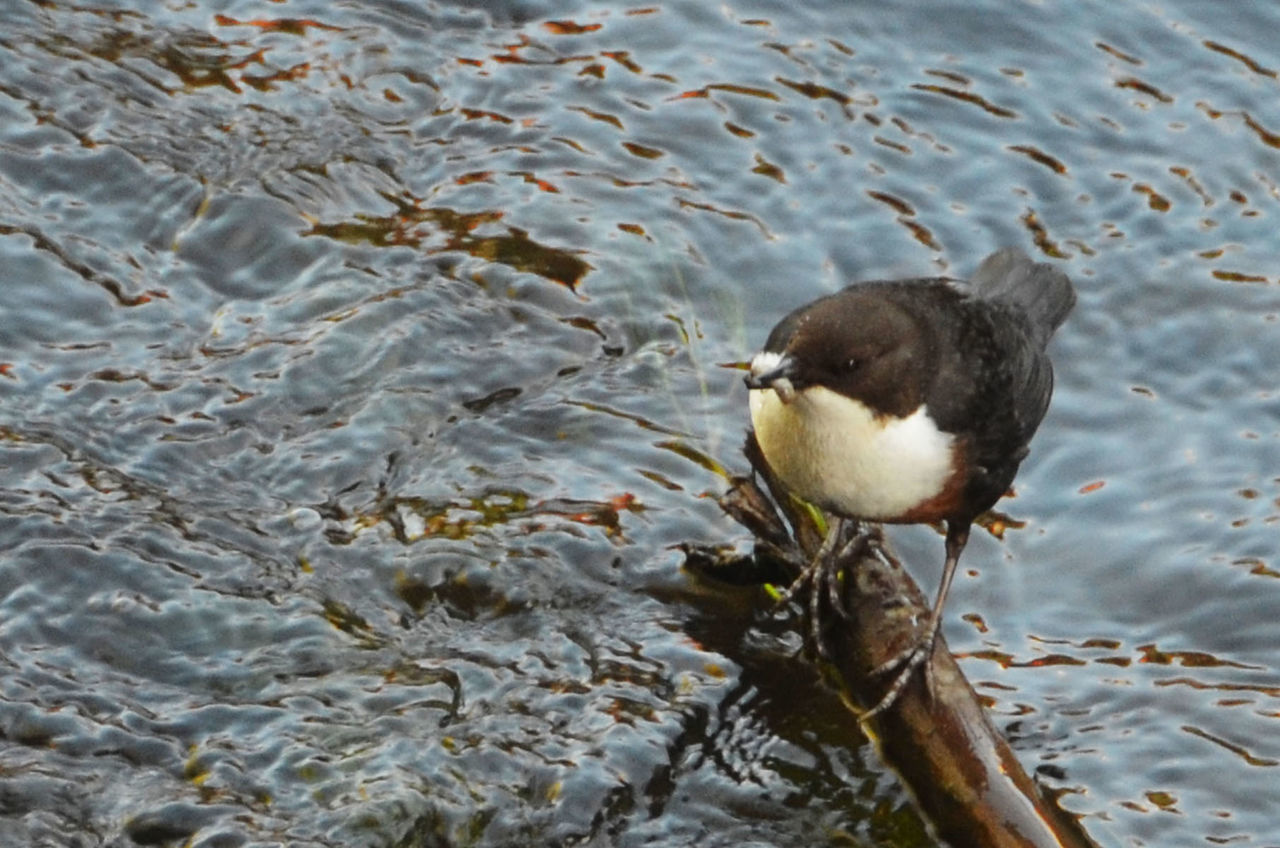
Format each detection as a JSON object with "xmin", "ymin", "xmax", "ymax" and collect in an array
[{"xmin": 745, "ymin": 286, "xmax": 927, "ymax": 416}]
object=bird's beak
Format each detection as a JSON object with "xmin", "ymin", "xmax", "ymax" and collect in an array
[{"xmin": 745, "ymin": 352, "xmax": 799, "ymax": 403}]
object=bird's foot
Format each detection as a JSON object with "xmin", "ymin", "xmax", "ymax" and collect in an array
[
  {"xmin": 770, "ymin": 554, "xmax": 823, "ymax": 613},
  {"xmin": 770, "ymin": 556, "xmax": 839, "ymax": 662},
  {"xmin": 859, "ymin": 522, "xmax": 965, "ymax": 721},
  {"xmin": 859, "ymin": 627, "xmax": 940, "ymax": 722},
  {"xmin": 771, "ymin": 528, "xmax": 866, "ymax": 661}
]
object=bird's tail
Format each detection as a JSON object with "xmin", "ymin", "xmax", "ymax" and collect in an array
[{"xmin": 969, "ymin": 248, "xmax": 1076, "ymax": 346}]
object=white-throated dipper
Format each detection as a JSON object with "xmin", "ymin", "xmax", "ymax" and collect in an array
[{"xmin": 745, "ymin": 247, "xmax": 1075, "ymax": 716}]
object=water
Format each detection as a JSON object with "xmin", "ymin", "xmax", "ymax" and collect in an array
[{"xmin": 1, "ymin": 1, "xmax": 1278, "ymax": 845}]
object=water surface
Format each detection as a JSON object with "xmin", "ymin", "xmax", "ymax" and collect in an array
[{"xmin": 1, "ymin": 1, "xmax": 1279, "ymax": 846}]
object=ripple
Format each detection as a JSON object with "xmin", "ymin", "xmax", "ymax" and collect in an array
[{"xmin": 3, "ymin": 0, "xmax": 1280, "ymax": 845}]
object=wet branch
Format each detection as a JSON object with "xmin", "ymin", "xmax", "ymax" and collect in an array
[{"xmin": 690, "ymin": 432, "xmax": 1098, "ymax": 848}]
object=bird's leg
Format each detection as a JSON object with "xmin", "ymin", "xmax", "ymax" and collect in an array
[
  {"xmin": 772, "ymin": 516, "xmax": 849, "ymax": 658},
  {"xmin": 772, "ymin": 516, "xmax": 842, "ymax": 609},
  {"xmin": 826, "ymin": 530, "xmax": 867, "ymax": 620},
  {"xmin": 861, "ymin": 521, "xmax": 969, "ymax": 721}
]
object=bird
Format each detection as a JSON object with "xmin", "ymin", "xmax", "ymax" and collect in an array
[{"xmin": 744, "ymin": 247, "xmax": 1075, "ymax": 716}]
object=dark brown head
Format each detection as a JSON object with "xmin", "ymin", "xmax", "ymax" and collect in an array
[{"xmin": 746, "ymin": 283, "xmax": 937, "ymax": 419}]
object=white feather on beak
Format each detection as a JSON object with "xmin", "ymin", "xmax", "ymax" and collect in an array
[{"xmin": 748, "ymin": 351, "xmax": 797, "ymax": 403}]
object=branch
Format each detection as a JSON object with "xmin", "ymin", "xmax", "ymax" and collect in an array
[{"xmin": 694, "ymin": 432, "xmax": 1098, "ymax": 848}]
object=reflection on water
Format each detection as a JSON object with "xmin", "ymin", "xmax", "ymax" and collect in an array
[{"xmin": 1, "ymin": 0, "xmax": 1279, "ymax": 845}]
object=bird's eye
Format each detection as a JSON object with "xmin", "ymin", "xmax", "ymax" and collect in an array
[{"xmin": 845, "ymin": 357, "xmax": 859, "ymax": 370}]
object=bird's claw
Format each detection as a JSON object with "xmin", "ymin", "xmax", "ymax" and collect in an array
[
  {"xmin": 859, "ymin": 627, "xmax": 940, "ymax": 721},
  {"xmin": 770, "ymin": 525, "xmax": 865, "ymax": 662}
]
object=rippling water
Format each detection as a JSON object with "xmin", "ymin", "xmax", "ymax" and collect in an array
[{"xmin": 2, "ymin": 1, "xmax": 1278, "ymax": 845}]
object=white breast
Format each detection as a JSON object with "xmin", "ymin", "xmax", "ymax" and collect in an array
[{"xmin": 749, "ymin": 385, "xmax": 955, "ymax": 520}]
